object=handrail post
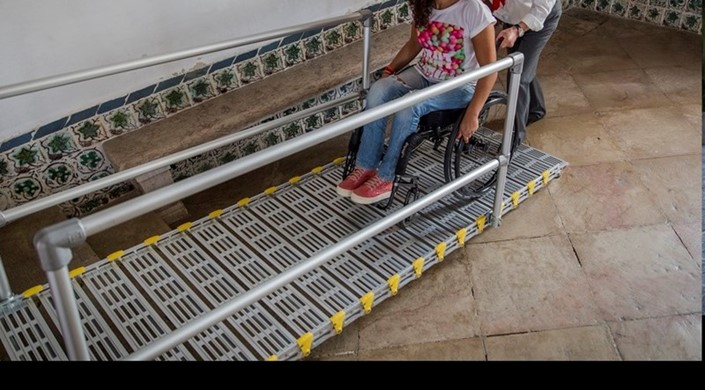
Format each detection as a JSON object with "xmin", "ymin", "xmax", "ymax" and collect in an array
[
  {"xmin": 360, "ymin": 9, "xmax": 373, "ymax": 107},
  {"xmin": 491, "ymin": 52, "xmax": 524, "ymax": 228},
  {"xmin": 34, "ymin": 219, "xmax": 90, "ymax": 360},
  {"xmin": 0, "ymin": 255, "xmax": 12, "ymax": 303}
]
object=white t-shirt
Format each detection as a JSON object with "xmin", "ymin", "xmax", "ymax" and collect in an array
[{"xmin": 414, "ymin": 0, "xmax": 496, "ymax": 83}]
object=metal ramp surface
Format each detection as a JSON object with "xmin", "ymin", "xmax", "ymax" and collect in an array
[{"xmin": 0, "ymin": 128, "xmax": 567, "ymax": 360}]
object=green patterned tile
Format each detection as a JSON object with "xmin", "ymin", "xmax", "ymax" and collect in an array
[
  {"xmin": 0, "ymin": 155, "xmax": 15, "ymax": 181},
  {"xmin": 261, "ymin": 51, "xmax": 285, "ymax": 76},
  {"xmin": 580, "ymin": 0, "xmax": 596, "ymax": 9},
  {"xmin": 42, "ymin": 161, "xmax": 76, "ymax": 189},
  {"xmin": 612, "ymin": 0, "xmax": 629, "ymax": 16},
  {"xmin": 396, "ymin": 2, "xmax": 411, "ymax": 23},
  {"xmin": 282, "ymin": 120, "xmax": 304, "ymax": 140},
  {"xmin": 12, "ymin": 176, "xmax": 43, "ymax": 201},
  {"xmin": 669, "ymin": 0, "xmax": 686, "ymax": 8},
  {"xmin": 303, "ymin": 113, "xmax": 323, "ymax": 132},
  {"xmin": 0, "ymin": 187, "xmax": 11, "ymax": 210},
  {"xmin": 343, "ymin": 22, "xmax": 362, "ymax": 44},
  {"xmin": 322, "ymin": 107, "xmax": 341, "ymax": 124},
  {"xmin": 303, "ymin": 35, "xmax": 325, "ymax": 60},
  {"xmin": 188, "ymin": 77, "xmax": 217, "ymax": 103},
  {"xmin": 318, "ymin": 89, "xmax": 336, "ymax": 104},
  {"xmin": 71, "ymin": 119, "xmax": 109, "ymax": 148},
  {"xmin": 300, "ymin": 97, "xmax": 318, "ymax": 111},
  {"xmin": 260, "ymin": 129, "xmax": 283, "ymax": 148},
  {"xmin": 133, "ymin": 97, "xmax": 166, "ymax": 125},
  {"xmin": 662, "ymin": 9, "xmax": 682, "ymax": 26},
  {"xmin": 239, "ymin": 139, "xmax": 260, "ymax": 156},
  {"xmin": 103, "ymin": 107, "xmax": 138, "ymax": 136},
  {"xmin": 680, "ymin": 12, "xmax": 701, "ymax": 30},
  {"xmin": 324, "ymin": 26, "xmax": 345, "ymax": 51},
  {"xmin": 341, "ymin": 100, "xmax": 362, "ymax": 118},
  {"xmin": 645, "ymin": 6, "xmax": 665, "ymax": 23},
  {"xmin": 160, "ymin": 86, "xmax": 192, "ymax": 115},
  {"xmin": 686, "ymin": 0, "xmax": 701, "ymax": 12},
  {"xmin": 280, "ymin": 42, "xmax": 305, "ymax": 68},
  {"xmin": 628, "ymin": 1, "xmax": 646, "ymax": 19},
  {"xmin": 211, "ymin": 68, "xmax": 239, "ymax": 94},
  {"xmin": 378, "ymin": 7, "xmax": 396, "ymax": 30},
  {"xmin": 651, "ymin": 0, "xmax": 668, "ymax": 7},
  {"xmin": 236, "ymin": 59, "xmax": 263, "ymax": 84},
  {"xmin": 596, "ymin": 0, "xmax": 612, "ymax": 12},
  {"xmin": 9, "ymin": 143, "xmax": 45, "ymax": 174},
  {"xmin": 41, "ymin": 130, "xmax": 77, "ymax": 161},
  {"xmin": 76, "ymin": 148, "xmax": 108, "ymax": 174}
]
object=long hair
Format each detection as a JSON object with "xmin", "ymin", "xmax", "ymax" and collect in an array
[{"xmin": 409, "ymin": 0, "xmax": 434, "ymax": 28}]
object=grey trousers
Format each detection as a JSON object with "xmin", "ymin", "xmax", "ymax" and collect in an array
[{"xmin": 505, "ymin": 0, "xmax": 561, "ymax": 145}]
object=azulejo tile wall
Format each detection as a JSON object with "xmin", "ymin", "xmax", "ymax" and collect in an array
[
  {"xmin": 0, "ymin": 0, "xmax": 410, "ymax": 217},
  {"xmin": 576, "ymin": 0, "xmax": 702, "ymax": 32}
]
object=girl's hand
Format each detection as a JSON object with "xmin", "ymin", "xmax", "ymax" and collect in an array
[{"xmin": 457, "ymin": 114, "xmax": 479, "ymax": 143}]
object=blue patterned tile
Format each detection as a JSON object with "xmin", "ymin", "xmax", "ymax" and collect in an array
[
  {"xmin": 0, "ymin": 132, "xmax": 33, "ymax": 153},
  {"xmin": 380, "ymin": 0, "xmax": 398, "ymax": 9},
  {"xmin": 33, "ymin": 117, "xmax": 68, "ymax": 140},
  {"xmin": 126, "ymin": 84, "xmax": 156, "ymax": 104},
  {"xmin": 209, "ymin": 56, "xmax": 236, "ymax": 73},
  {"xmin": 183, "ymin": 67, "xmax": 208, "ymax": 82},
  {"xmin": 235, "ymin": 49, "xmax": 258, "ymax": 63},
  {"xmin": 367, "ymin": 3, "xmax": 382, "ymax": 12},
  {"xmin": 155, "ymin": 74, "xmax": 185, "ymax": 93},
  {"xmin": 258, "ymin": 40, "xmax": 281, "ymax": 55},
  {"xmin": 97, "ymin": 96, "xmax": 127, "ymax": 114},
  {"xmin": 66, "ymin": 105, "xmax": 99, "ymax": 127},
  {"xmin": 280, "ymin": 32, "xmax": 303, "ymax": 47}
]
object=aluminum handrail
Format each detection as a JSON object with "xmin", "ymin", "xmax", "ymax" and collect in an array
[
  {"xmin": 0, "ymin": 10, "xmax": 373, "ymax": 302},
  {"xmin": 34, "ymin": 52, "xmax": 524, "ymax": 360},
  {"xmin": 0, "ymin": 12, "xmax": 369, "ymax": 100}
]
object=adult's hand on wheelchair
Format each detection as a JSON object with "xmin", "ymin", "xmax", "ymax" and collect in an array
[
  {"xmin": 457, "ymin": 115, "xmax": 479, "ymax": 143},
  {"xmin": 496, "ymin": 28, "xmax": 518, "ymax": 49}
]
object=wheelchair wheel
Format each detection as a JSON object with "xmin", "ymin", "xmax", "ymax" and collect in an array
[
  {"xmin": 443, "ymin": 90, "xmax": 512, "ymax": 200},
  {"xmin": 342, "ymin": 127, "xmax": 363, "ymax": 179}
]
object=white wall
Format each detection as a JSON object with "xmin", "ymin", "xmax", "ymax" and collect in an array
[{"xmin": 0, "ymin": 0, "xmax": 378, "ymax": 141}]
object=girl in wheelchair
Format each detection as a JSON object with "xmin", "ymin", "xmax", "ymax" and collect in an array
[{"xmin": 337, "ymin": 0, "xmax": 498, "ymax": 205}]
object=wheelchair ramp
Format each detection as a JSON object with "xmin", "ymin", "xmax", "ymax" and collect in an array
[{"xmin": 0, "ymin": 128, "xmax": 567, "ymax": 360}]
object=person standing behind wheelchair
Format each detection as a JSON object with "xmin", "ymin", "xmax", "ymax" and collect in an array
[
  {"xmin": 337, "ymin": 0, "xmax": 497, "ymax": 205},
  {"xmin": 487, "ymin": 0, "xmax": 561, "ymax": 145}
]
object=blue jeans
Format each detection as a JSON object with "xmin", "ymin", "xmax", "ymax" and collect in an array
[{"xmin": 356, "ymin": 67, "xmax": 476, "ymax": 181}]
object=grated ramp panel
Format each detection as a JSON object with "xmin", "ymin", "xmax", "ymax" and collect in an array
[
  {"xmin": 79, "ymin": 264, "xmax": 192, "ymax": 360},
  {"xmin": 0, "ymin": 298, "xmax": 66, "ymax": 361}
]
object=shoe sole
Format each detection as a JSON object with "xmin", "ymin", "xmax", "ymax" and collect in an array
[
  {"xmin": 350, "ymin": 191, "xmax": 391, "ymax": 205},
  {"xmin": 336, "ymin": 186, "xmax": 353, "ymax": 198}
]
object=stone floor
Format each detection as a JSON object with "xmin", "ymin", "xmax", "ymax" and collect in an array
[
  {"xmin": 1, "ymin": 8, "xmax": 701, "ymax": 361},
  {"xmin": 309, "ymin": 9, "xmax": 702, "ymax": 361}
]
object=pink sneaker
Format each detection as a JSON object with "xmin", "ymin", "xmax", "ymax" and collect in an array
[
  {"xmin": 336, "ymin": 168, "xmax": 376, "ymax": 197},
  {"xmin": 350, "ymin": 176, "xmax": 393, "ymax": 204}
]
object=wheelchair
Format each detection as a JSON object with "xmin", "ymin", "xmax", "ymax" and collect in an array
[{"xmin": 341, "ymin": 88, "xmax": 516, "ymax": 214}]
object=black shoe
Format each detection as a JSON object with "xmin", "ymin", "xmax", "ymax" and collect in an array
[{"xmin": 527, "ymin": 113, "xmax": 544, "ymax": 126}]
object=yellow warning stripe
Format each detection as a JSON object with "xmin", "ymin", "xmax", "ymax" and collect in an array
[
  {"xmin": 333, "ymin": 157, "xmax": 345, "ymax": 165},
  {"xmin": 311, "ymin": 166, "xmax": 324, "ymax": 174},
  {"xmin": 511, "ymin": 192, "xmax": 520, "ymax": 208},
  {"xmin": 360, "ymin": 292, "xmax": 374, "ymax": 314},
  {"xmin": 297, "ymin": 332, "xmax": 314, "ymax": 357},
  {"xmin": 456, "ymin": 228, "xmax": 467, "ymax": 247},
  {"xmin": 413, "ymin": 258, "xmax": 424, "ymax": 278},
  {"xmin": 107, "ymin": 250, "xmax": 125, "ymax": 262},
  {"xmin": 435, "ymin": 242, "xmax": 447, "ymax": 262},
  {"xmin": 208, "ymin": 209, "xmax": 224, "ymax": 219},
  {"xmin": 542, "ymin": 170, "xmax": 550, "ymax": 185},
  {"xmin": 330, "ymin": 311, "xmax": 345, "ymax": 334},
  {"xmin": 527, "ymin": 180, "xmax": 535, "ymax": 196},
  {"xmin": 22, "ymin": 285, "xmax": 43, "ymax": 299},
  {"xmin": 288, "ymin": 176, "xmax": 301, "ymax": 185},
  {"xmin": 144, "ymin": 235, "xmax": 161, "ymax": 246},
  {"xmin": 236, "ymin": 197, "xmax": 251, "ymax": 208},
  {"xmin": 177, "ymin": 222, "xmax": 192, "ymax": 232},
  {"xmin": 264, "ymin": 186, "xmax": 277, "ymax": 195},
  {"xmin": 266, "ymin": 355, "xmax": 278, "ymax": 361},
  {"xmin": 476, "ymin": 215, "xmax": 487, "ymax": 233},
  {"xmin": 69, "ymin": 267, "xmax": 86, "ymax": 279},
  {"xmin": 387, "ymin": 274, "xmax": 400, "ymax": 296}
]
